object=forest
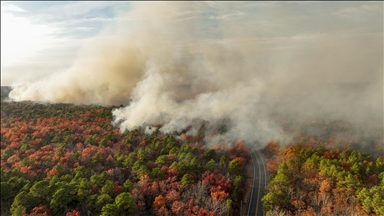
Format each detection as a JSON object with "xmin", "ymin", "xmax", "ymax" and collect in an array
[
  {"xmin": 261, "ymin": 131, "xmax": 384, "ymax": 215},
  {"xmin": 1, "ymin": 101, "xmax": 383, "ymax": 216},
  {"xmin": 1, "ymin": 101, "xmax": 251, "ymax": 216}
]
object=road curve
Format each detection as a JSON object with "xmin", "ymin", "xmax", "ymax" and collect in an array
[{"xmin": 247, "ymin": 149, "xmax": 267, "ymax": 216}]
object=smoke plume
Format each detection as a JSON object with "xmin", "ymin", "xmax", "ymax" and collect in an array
[{"xmin": 9, "ymin": 2, "xmax": 383, "ymax": 146}]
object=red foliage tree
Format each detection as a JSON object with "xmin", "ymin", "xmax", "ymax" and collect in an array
[
  {"xmin": 65, "ymin": 210, "xmax": 81, "ymax": 216},
  {"xmin": 47, "ymin": 168, "xmax": 59, "ymax": 177},
  {"xmin": 28, "ymin": 205, "xmax": 53, "ymax": 216},
  {"xmin": 153, "ymin": 195, "xmax": 166, "ymax": 209}
]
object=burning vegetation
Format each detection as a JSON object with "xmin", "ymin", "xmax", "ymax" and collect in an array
[
  {"xmin": 1, "ymin": 101, "xmax": 383, "ymax": 215},
  {"xmin": 2, "ymin": 2, "xmax": 383, "ymax": 215}
]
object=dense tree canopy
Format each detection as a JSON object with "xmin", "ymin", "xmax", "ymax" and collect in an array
[
  {"xmin": 1, "ymin": 102, "xmax": 251, "ymax": 215},
  {"xmin": 261, "ymin": 135, "xmax": 384, "ymax": 215},
  {"xmin": 2, "ymin": 101, "xmax": 382, "ymax": 215}
]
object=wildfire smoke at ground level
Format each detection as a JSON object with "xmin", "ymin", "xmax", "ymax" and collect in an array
[{"xmin": 7, "ymin": 2, "xmax": 383, "ymax": 147}]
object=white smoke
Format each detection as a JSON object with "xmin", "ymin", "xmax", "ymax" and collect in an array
[{"xmin": 8, "ymin": 2, "xmax": 383, "ymax": 146}]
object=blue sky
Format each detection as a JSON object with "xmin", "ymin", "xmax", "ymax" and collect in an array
[{"xmin": 1, "ymin": 1, "xmax": 382, "ymax": 86}]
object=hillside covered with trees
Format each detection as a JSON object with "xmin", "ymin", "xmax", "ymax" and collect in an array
[{"xmin": 1, "ymin": 102, "xmax": 251, "ymax": 216}]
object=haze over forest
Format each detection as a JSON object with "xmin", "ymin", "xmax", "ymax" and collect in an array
[
  {"xmin": 1, "ymin": 2, "xmax": 384, "ymax": 215},
  {"xmin": 2, "ymin": 1, "xmax": 383, "ymax": 146}
]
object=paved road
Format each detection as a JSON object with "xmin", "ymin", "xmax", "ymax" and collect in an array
[{"xmin": 247, "ymin": 149, "xmax": 267, "ymax": 216}]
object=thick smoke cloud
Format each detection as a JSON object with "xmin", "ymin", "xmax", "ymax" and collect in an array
[
  {"xmin": 9, "ymin": 35, "xmax": 146, "ymax": 105},
  {"xmin": 9, "ymin": 2, "xmax": 383, "ymax": 146}
]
